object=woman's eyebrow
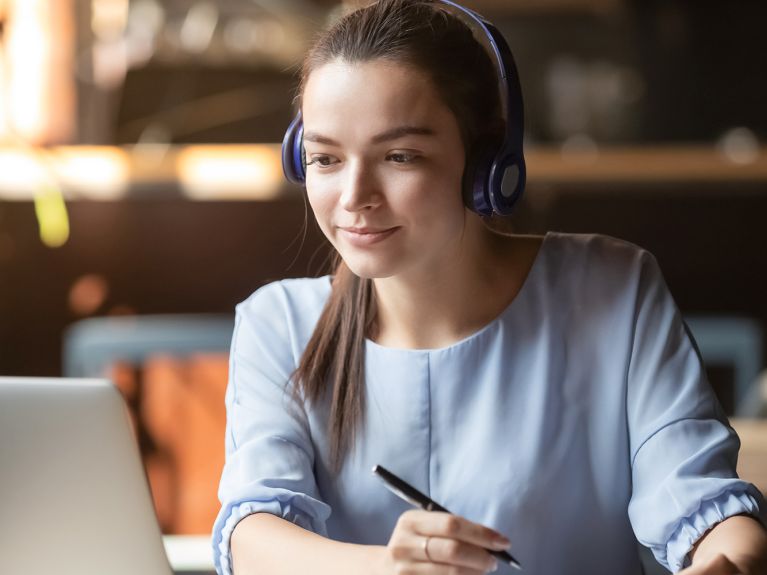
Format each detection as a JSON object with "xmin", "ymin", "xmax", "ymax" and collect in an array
[
  {"xmin": 370, "ymin": 125, "xmax": 435, "ymax": 144},
  {"xmin": 303, "ymin": 132, "xmax": 340, "ymax": 146},
  {"xmin": 303, "ymin": 125, "xmax": 435, "ymax": 147}
]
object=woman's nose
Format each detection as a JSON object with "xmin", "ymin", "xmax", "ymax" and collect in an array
[{"xmin": 339, "ymin": 161, "xmax": 381, "ymax": 211}]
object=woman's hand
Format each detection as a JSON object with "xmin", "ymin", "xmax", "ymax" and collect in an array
[
  {"xmin": 679, "ymin": 555, "xmax": 740, "ymax": 575},
  {"xmin": 678, "ymin": 515, "xmax": 767, "ymax": 575},
  {"xmin": 677, "ymin": 553, "xmax": 751, "ymax": 574},
  {"xmin": 378, "ymin": 510, "xmax": 512, "ymax": 574}
]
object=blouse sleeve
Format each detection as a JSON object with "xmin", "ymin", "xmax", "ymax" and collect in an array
[
  {"xmin": 211, "ymin": 283, "xmax": 332, "ymax": 575},
  {"xmin": 626, "ymin": 250, "xmax": 766, "ymax": 573}
]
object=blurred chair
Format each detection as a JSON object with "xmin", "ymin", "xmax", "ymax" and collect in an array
[
  {"xmin": 64, "ymin": 314, "xmax": 233, "ymax": 378},
  {"xmin": 684, "ymin": 315, "xmax": 764, "ymax": 416},
  {"xmin": 63, "ymin": 314, "xmax": 233, "ymax": 538}
]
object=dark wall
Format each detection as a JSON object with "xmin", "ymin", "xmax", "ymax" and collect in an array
[
  {"xmin": 0, "ymin": 198, "xmax": 332, "ymax": 376},
  {"xmin": 498, "ymin": 1, "xmax": 767, "ymax": 144}
]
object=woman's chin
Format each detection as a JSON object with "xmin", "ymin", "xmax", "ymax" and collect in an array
[{"xmin": 342, "ymin": 257, "xmax": 398, "ymax": 280}]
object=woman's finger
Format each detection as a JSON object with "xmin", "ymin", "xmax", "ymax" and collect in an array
[
  {"xmin": 423, "ymin": 535, "xmax": 499, "ymax": 572},
  {"xmin": 400, "ymin": 510, "xmax": 511, "ymax": 551}
]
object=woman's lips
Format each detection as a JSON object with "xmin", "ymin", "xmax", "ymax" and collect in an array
[{"xmin": 338, "ymin": 226, "xmax": 400, "ymax": 247}]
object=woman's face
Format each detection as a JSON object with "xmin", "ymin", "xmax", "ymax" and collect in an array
[{"xmin": 302, "ymin": 59, "xmax": 468, "ymax": 280}]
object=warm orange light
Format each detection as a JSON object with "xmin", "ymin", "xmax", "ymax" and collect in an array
[
  {"xmin": 176, "ymin": 145, "xmax": 285, "ymax": 200},
  {"xmin": 52, "ymin": 146, "xmax": 130, "ymax": 199},
  {"xmin": 0, "ymin": 147, "xmax": 129, "ymax": 199},
  {"xmin": 69, "ymin": 274, "xmax": 110, "ymax": 316},
  {"xmin": 5, "ymin": 0, "xmax": 75, "ymax": 144},
  {"xmin": 0, "ymin": 149, "xmax": 47, "ymax": 198}
]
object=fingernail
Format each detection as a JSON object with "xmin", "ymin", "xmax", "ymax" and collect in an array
[
  {"xmin": 488, "ymin": 559, "xmax": 499, "ymax": 572},
  {"xmin": 491, "ymin": 536, "xmax": 511, "ymax": 549}
]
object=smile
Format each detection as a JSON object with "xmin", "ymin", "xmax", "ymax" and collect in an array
[{"xmin": 339, "ymin": 227, "xmax": 400, "ymax": 247}]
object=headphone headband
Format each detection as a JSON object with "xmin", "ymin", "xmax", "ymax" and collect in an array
[{"xmin": 282, "ymin": 0, "xmax": 526, "ymax": 217}]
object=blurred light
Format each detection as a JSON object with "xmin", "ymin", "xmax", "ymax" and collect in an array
[
  {"xmin": 180, "ymin": 2, "xmax": 219, "ymax": 54},
  {"xmin": 125, "ymin": 30, "xmax": 156, "ymax": 68},
  {"xmin": 255, "ymin": 19, "xmax": 288, "ymax": 55},
  {"xmin": 91, "ymin": 0, "xmax": 128, "ymax": 41},
  {"xmin": 92, "ymin": 38, "xmax": 128, "ymax": 89},
  {"xmin": 718, "ymin": 127, "xmax": 760, "ymax": 166},
  {"xmin": 125, "ymin": 0, "xmax": 165, "ymax": 66},
  {"xmin": 137, "ymin": 124, "xmax": 172, "ymax": 145},
  {"xmin": 69, "ymin": 274, "xmax": 109, "ymax": 316},
  {"xmin": 0, "ymin": 147, "xmax": 128, "ymax": 199},
  {"xmin": 223, "ymin": 17, "xmax": 287, "ymax": 56},
  {"xmin": 130, "ymin": 141, "xmax": 173, "ymax": 183},
  {"xmin": 5, "ymin": 0, "xmax": 75, "ymax": 144},
  {"xmin": 0, "ymin": 145, "xmax": 287, "ymax": 200},
  {"xmin": 128, "ymin": 0, "xmax": 164, "ymax": 33},
  {"xmin": 51, "ymin": 147, "xmax": 129, "ymax": 199},
  {"xmin": 6, "ymin": 0, "xmax": 51, "ymax": 140},
  {"xmin": 0, "ymin": 44, "xmax": 7, "ymax": 140},
  {"xmin": 34, "ymin": 184, "xmax": 69, "ymax": 248},
  {"xmin": 0, "ymin": 150, "xmax": 47, "ymax": 197},
  {"xmin": 223, "ymin": 18, "xmax": 261, "ymax": 54},
  {"xmin": 176, "ymin": 145, "xmax": 283, "ymax": 200}
]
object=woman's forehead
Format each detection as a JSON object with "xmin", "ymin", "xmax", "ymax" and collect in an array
[{"xmin": 302, "ymin": 59, "xmax": 451, "ymax": 132}]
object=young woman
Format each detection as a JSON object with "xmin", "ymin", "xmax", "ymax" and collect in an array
[{"xmin": 212, "ymin": 1, "xmax": 767, "ymax": 574}]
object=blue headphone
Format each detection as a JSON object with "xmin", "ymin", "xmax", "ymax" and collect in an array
[{"xmin": 281, "ymin": 0, "xmax": 525, "ymax": 217}]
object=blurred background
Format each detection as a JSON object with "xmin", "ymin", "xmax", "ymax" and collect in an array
[{"xmin": 1, "ymin": 0, "xmax": 766, "ymax": 573}]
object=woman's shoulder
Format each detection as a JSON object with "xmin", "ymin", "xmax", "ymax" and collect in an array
[
  {"xmin": 542, "ymin": 231, "xmax": 658, "ymax": 274},
  {"xmin": 545, "ymin": 231, "xmax": 649, "ymax": 257},
  {"xmin": 241, "ymin": 275, "xmax": 332, "ymax": 303},
  {"xmin": 236, "ymin": 276, "xmax": 333, "ymax": 336},
  {"xmin": 529, "ymin": 232, "xmax": 664, "ymax": 306}
]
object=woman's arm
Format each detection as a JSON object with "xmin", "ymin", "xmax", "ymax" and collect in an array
[
  {"xmin": 231, "ymin": 513, "xmax": 384, "ymax": 575},
  {"xmin": 680, "ymin": 515, "xmax": 767, "ymax": 574},
  {"xmin": 230, "ymin": 510, "xmax": 507, "ymax": 575}
]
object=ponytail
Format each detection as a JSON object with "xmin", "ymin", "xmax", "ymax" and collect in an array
[{"xmin": 291, "ymin": 254, "xmax": 375, "ymax": 474}]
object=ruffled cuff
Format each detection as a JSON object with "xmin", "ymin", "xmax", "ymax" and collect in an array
[
  {"xmin": 212, "ymin": 491, "xmax": 331, "ymax": 575},
  {"xmin": 662, "ymin": 488, "xmax": 764, "ymax": 572}
]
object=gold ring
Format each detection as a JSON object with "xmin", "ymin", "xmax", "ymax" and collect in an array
[{"xmin": 423, "ymin": 536, "xmax": 433, "ymax": 562}]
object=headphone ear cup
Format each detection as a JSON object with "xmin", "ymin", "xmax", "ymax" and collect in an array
[
  {"xmin": 488, "ymin": 154, "xmax": 526, "ymax": 216},
  {"xmin": 462, "ymin": 144, "xmax": 495, "ymax": 216},
  {"xmin": 281, "ymin": 111, "xmax": 306, "ymax": 184}
]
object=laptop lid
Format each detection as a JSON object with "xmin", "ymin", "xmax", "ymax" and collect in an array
[{"xmin": 0, "ymin": 377, "xmax": 175, "ymax": 575}]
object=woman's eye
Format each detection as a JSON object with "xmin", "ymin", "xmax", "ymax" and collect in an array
[
  {"xmin": 386, "ymin": 152, "xmax": 418, "ymax": 163},
  {"xmin": 306, "ymin": 155, "xmax": 338, "ymax": 168}
]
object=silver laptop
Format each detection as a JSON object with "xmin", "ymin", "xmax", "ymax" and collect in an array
[{"xmin": 0, "ymin": 377, "xmax": 175, "ymax": 575}]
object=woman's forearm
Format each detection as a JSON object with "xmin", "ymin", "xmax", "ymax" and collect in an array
[
  {"xmin": 230, "ymin": 512, "xmax": 386, "ymax": 575},
  {"xmin": 690, "ymin": 515, "xmax": 767, "ymax": 573}
]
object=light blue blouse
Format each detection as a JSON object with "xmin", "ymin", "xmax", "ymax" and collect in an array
[{"xmin": 212, "ymin": 232, "xmax": 765, "ymax": 575}]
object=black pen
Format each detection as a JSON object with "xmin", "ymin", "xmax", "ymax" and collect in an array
[{"xmin": 372, "ymin": 464, "xmax": 522, "ymax": 570}]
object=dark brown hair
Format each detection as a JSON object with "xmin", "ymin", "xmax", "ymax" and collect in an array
[{"xmin": 292, "ymin": 0, "xmax": 503, "ymax": 473}]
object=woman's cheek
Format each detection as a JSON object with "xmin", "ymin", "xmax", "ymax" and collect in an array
[{"xmin": 306, "ymin": 185, "xmax": 337, "ymax": 238}]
